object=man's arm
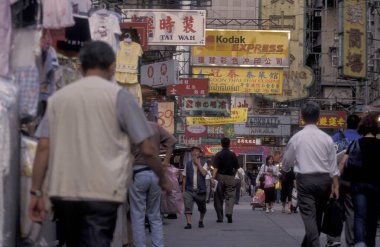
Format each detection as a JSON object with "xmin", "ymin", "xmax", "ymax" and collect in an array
[
  {"xmin": 195, "ymin": 158, "xmax": 207, "ymax": 177},
  {"xmin": 29, "ymin": 138, "xmax": 49, "ymax": 222},
  {"xmin": 140, "ymin": 138, "xmax": 171, "ymax": 192},
  {"xmin": 281, "ymin": 140, "xmax": 295, "ymax": 172},
  {"xmin": 338, "ymin": 154, "xmax": 348, "ymax": 174},
  {"xmin": 157, "ymin": 124, "xmax": 177, "ymax": 167}
]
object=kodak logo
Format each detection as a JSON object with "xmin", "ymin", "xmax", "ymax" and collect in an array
[{"xmin": 216, "ymin": 35, "xmax": 246, "ymax": 43}]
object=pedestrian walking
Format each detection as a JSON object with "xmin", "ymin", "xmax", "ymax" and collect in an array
[
  {"xmin": 128, "ymin": 120, "xmax": 176, "ymax": 247},
  {"xmin": 212, "ymin": 137, "xmax": 239, "ymax": 223},
  {"xmin": 256, "ymin": 155, "xmax": 280, "ymax": 213},
  {"xmin": 341, "ymin": 114, "xmax": 380, "ymax": 247},
  {"xmin": 280, "ymin": 167, "xmax": 296, "ymax": 214},
  {"xmin": 28, "ymin": 41, "xmax": 171, "ymax": 247},
  {"xmin": 205, "ymin": 159, "xmax": 213, "ymax": 203},
  {"xmin": 282, "ymin": 101, "xmax": 339, "ymax": 247},
  {"xmin": 182, "ymin": 146, "xmax": 208, "ymax": 229},
  {"xmin": 234, "ymin": 166, "xmax": 245, "ymax": 204},
  {"xmin": 326, "ymin": 114, "xmax": 361, "ymax": 247}
]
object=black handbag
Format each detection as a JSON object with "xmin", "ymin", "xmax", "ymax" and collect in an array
[{"xmin": 321, "ymin": 198, "xmax": 344, "ymax": 237}]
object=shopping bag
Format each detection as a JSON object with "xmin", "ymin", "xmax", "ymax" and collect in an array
[
  {"xmin": 264, "ymin": 175, "xmax": 274, "ymax": 188},
  {"xmin": 321, "ymin": 198, "xmax": 344, "ymax": 237},
  {"xmin": 161, "ymin": 167, "xmax": 184, "ymax": 214}
]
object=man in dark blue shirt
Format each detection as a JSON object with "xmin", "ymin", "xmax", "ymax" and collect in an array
[
  {"xmin": 327, "ymin": 114, "xmax": 361, "ymax": 247},
  {"xmin": 212, "ymin": 138, "xmax": 239, "ymax": 223}
]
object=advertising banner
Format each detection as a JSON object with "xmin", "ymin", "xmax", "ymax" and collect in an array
[
  {"xmin": 141, "ymin": 60, "xmax": 179, "ymax": 87},
  {"xmin": 246, "ymin": 115, "xmax": 292, "ymax": 127},
  {"xmin": 177, "ymin": 134, "xmax": 202, "ymax": 145},
  {"xmin": 166, "ymin": 78, "xmax": 208, "ymax": 96},
  {"xmin": 234, "ymin": 123, "xmax": 291, "ymax": 136},
  {"xmin": 342, "ymin": 0, "xmax": 367, "ymax": 79},
  {"xmin": 193, "ymin": 67, "xmax": 283, "ymax": 94},
  {"xmin": 185, "ymin": 125, "xmax": 208, "ymax": 138},
  {"xmin": 236, "ymin": 137, "xmax": 261, "ymax": 146},
  {"xmin": 231, "ymin": 95, "xmax": 254, "ymax": 112},
  {"xmin": 181, "ymin": 97, "xmax": 231, "ymax": 117},
  {"xmin": 300, "ymin": 111, "xmax": 347, "ymax": 129},
  {"xmin": 123, "ymin": 9, "xmax": 206, "ymax": 45},
  {"xmin": 207, "ymin": 125, "xmax": 225, "ymax": 138},
  {"xmin": 186, "ymin": 108, "xmax": 248, "ymax": 125},
  {"xmin": 158, "ymin": 102, "xmax": 175, "ymax": 134},
  {"xmin": 192, "ymin": 29, "xmax": 290, "ymax": 67}
]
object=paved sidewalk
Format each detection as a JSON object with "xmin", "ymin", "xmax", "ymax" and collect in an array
[{"xmin": 162, "ymin": 195, "xmax": 380, "ymax": 247}]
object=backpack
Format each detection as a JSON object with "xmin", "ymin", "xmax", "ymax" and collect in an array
[
  {"xmin": 335, "ymin": 131, "xmax": 348, "ymax": 153},
  {"xmin": 343, "ymin": 139, "xmax": 363, "ymax": 181}
]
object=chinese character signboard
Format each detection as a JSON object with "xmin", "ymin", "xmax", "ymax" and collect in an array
[
  {"xmin": 185, "ymin": 125, "xmax": 208, "ymax": 138},
  {"xmin": 186, "ymin": 108, "xmax": 248, "ymax": 125},
  {"xmin": 123, "ymin": 9, "xmax": 206, "ymax": 45},
  {"xmin": 120, "ymin": 22, "xmax": 148, "ymax": 51},
  {"xmin": 342, "ymin": 0, "xmax": 367, "ymax": 79},
  {"xmin": 207, "ymin": 125, "xmax": 225, "ymax": 138},
  {"xmin": 234, "ymin": 123, "xmax": 291, "ymax": 136},
  {"xmin": 193, "ymin": 67, "xmax": 283, "ymax": 94},
  {"xmin": 192, "ymin": 29, "xmax": 290, "ymax": 67},
  {"xmin": 158, "ymin": 102, "xmax": 175, "ymax": 134},
  {"xmin": 180, "ymin": 97, "xmax": 231, "ymax": 117},
  {"xmin": 261, "ymin": 0, "xmax": 314, "ymax": 102},
  {"xmin": 246, "ymin": 115, "xmax": 292, "ymax": 127},
  {"xmin": 236, "ymin": 137, "xmax": 260, "ymax": 146},
  {"xmin": 299, "ymin": 111, "xmax": 347, "ymax": 129},
  {"xmin": 231, "ymin": 96, "xmax": 254, "ymax": 113},
  {"xmin": 141, "ymin": 60, "xmax": 179, "ymax": 87},
  {"xmin": 166, "ymin": 78, "xmax": 208, "ymax": 96}
]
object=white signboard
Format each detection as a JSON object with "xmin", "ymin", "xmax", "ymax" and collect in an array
[
  {"xmin": 141, "ymin": 60, "xmax": 179, "ymax": 88},
  {"xmin": 234, "ymin": 124, "xmax": 291, "ymax": 136},
  {"xmin": 123, "ymin": 9, "xmax": 206, "ymax": 46},
  {"xmin": 246, "ymin": 115, "xmax": 292, "ymax": 127},
  {"xmin": 177, "ymin": 134, "xmax": 202, "ymax": 145}
]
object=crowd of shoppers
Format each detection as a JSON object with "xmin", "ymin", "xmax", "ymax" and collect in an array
[{"xmin": 27, "ymin": 41, "xmax": 379, "ymax": 247}]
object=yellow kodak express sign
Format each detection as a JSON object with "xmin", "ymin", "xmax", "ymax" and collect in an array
[
  {"xmin": 186, "ymin": 108, "xmax": 248, "ymax": 125},
  {"xmin": 192, "ymin": 29, "xmax": 290, "ymax": 67}
]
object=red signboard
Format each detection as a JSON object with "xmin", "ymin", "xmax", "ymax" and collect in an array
[
  {"xmin": 120, "ymin": 22, "xmax": 148, "ymax": 51},
  {"xmin": 185, "ymin": 125, "xmax": 208, "ymax": 138},
  {"xmin": 166, "ymin": 78, "xmax": 208, "ymax": 96},
  {"xmin": 236, "ymin": 137, "xmax": 259, "ymax": 146},
  {"xmin": 300, "ymin": 110, "xmax": 347, "ymax": 129}
]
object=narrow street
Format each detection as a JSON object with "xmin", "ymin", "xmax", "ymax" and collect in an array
[{"xmin": 161, "ymin": 196, "xmax": 380, "ymax": 247}]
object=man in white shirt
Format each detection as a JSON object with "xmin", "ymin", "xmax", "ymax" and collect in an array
[
  {"xmin": 234, "ymin": 166, "xmax": 245, "ymax": 204},
  {"xmin": 282, "ymin": 101, "xmax": 339, "ymax": 247},
  {"xmin": 182, "ymin": 146, "xmax": 208, "ymax": 229}
]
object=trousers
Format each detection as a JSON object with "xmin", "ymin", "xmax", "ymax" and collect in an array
[
  {"xmin": 128, "ymin": 169, "xmax": 164, "ymax": 247},
  {"xmin": 52, "ymin": 199, "xmax": 119, "ymax": 247},
  {"xmin": 297, "ymin": 173, "xmax": 331, "ymax": 247},
  {"xmin": 214, "ymin": 174, "xmax": 236, "ymax": 221}
]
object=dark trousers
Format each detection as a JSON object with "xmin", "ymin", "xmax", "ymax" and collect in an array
[
  {"xmin": 52, "ymin": 199, "xmax": 120, "ymax": 247},
  {"xmin": 297, "ymin": 173, "xmax": 331, "ymax": 247},
  {"xmin": 351, "ymin": 182, "xmax": 380, "ymax": 247},
  {"xmin": 214, "ymin": 174, "xmax": 236, "ymax": 221}
]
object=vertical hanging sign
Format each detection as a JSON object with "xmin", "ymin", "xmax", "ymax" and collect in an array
[{"xmin": 342, "ymin": 0, "xmax": 367, "ymax": 79}]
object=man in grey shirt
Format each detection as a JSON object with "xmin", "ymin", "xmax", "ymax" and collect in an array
[
  {"xmin": 29, "ymin": 41, "xmax": 170, "ymax": 247},
  {"xmin": 282, "ymin": 101, "xmax": 339, "ymax": 247}
]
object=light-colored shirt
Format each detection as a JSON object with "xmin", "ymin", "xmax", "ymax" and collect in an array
[
  {"xmin": 182, "ymin": 162, "xmax": 208, "ymax": 189},
  {"xmin": 282, "ymin": 124, "xmax": 339, "ymax": 177}
]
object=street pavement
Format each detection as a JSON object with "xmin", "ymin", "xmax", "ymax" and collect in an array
[{"xmin": 161, "ymin": 195, "xmax": 380, "ymax": 247}]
